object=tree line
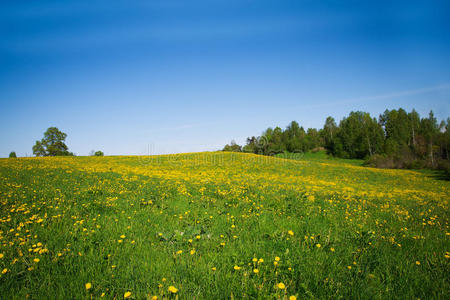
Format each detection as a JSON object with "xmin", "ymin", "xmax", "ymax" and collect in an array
[
  {"xmin": 223, "ymin": 108, "xmax": 450, "ymax": 169},
  {"xmin": 9, "ymin": 127, "xmax": 103, "ymax": 158}
]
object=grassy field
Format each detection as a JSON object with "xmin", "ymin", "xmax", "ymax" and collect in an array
[{"xmin": 0, "ymin": 152, "xmax": 449, "ymax": 299}]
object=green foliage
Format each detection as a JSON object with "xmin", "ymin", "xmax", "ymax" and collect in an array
[
  {"xmin": 33, "ymin": 127, "xmax": 72, "ymax": 157},
  {"xmin": 9, "ymin": 151, "xmax": 17, "ymax": 158},
  {"xmin": 94, "ymin": 151, "xmax": 104, "ymax": 156},
  {"xmin": 222, "ymin": 140, "xmax": 242, "ymax": 152},
  {"xmin": 227, "ymin": 108, "xmax": 449, "ymax": 169}
]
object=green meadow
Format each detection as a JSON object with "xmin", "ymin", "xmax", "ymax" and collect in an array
[{"xmin": 0, "ymin": 152, "xmax": 448, "ymax": 299}]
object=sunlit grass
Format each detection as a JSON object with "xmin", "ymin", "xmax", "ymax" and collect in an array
[{"xmin": 0, "ymin": 152, "xmax": 448, "ymax": 298}]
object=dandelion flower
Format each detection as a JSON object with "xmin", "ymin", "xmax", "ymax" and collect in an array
[
  {"xmin": 234, "ymin": 265, "xmax": 241, "ymax": 270},
  {"xmin": 168, "ymin": 286, "xmax": 178, "ymax": 293},
  {"xmin": 124, "ymin": 291, "xmax": 131, "ymax": 298},
  {"xmin": 2, "ymin": 268, "xmax": 8, "ymax": 274},
  {"xmin": 416, "ymin": 261, "xmax": 420, "ymax": 265},
  {"xmin": 34, "ymin": 258, "xmax": 40, "ymax": 263},
  {"xmin": 288, "ymin": 230, "xmax": 294, "ymax": 236},
  {"xmin": 290, "ymin": 296, "xmax": 297, "ymax": 300},
  {"xmin": 275, "ymin": 256, "xmax": 280, "ymax": 261},
  {"xmin": 253, "ymin": 268, "xmax": 259, "ymax": 274},
  {"xmin": 277, "ymin": 282, "xmax": 286, "ymax": 289},
  {"xmin": 85, "ymin": 283, "xmax": 92, "ymax": 290}
]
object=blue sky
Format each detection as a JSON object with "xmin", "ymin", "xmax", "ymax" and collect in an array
[{"xmin": 1, "ymin": 0, "xmax": 449, "ymax": 157}]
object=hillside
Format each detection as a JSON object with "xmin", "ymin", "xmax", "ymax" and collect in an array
[{"xmin": 0, "ymin": 152, "xmax": 449, "ymax": 298}]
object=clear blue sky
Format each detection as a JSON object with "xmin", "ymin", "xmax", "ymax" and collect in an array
[{"xmin": 1, "ymin": 0, "xmax": 449, "ymax": 157}]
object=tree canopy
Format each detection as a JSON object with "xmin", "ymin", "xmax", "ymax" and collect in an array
[
  {"xmin": 223, "ymin": 108, "xmax": 449, "ymax": 169},
  {"xmin": 33, "ymin": 127, "xmax": 73, "ymax": 157}
]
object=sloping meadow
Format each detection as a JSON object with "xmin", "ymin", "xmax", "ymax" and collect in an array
[{"xmin": 0, "ymin": 152, "xmax": 448, "ymax": 298}]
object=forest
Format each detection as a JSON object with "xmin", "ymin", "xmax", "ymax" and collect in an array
[{"xmin": 223, "ymin": 108, "xmax": 450, "ymax": 170}]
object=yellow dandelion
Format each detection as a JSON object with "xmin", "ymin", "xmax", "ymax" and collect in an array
[
  {"xmin": 2, "ymin": 268, "xmax": 8, "ymax": 274},
  {"xmin": 277, "ymin": 282, "xmax": 286, "ymax": 289},
  {"xmin": 168, "ymin": 286, "xmax": 178, "ymax": 293},
  {"xmin": 85, "ymin": 283, "xmax": 92, "ymax": 290},
  {"xmin": 124, "ymin": 291, "xmax": 131, "ymax": 298},
  {"xmin": 416, "ymin": 261, "xmax": 420, "ymax": 265},
  {"xmin": 288, "ymin": 230, "xmax": 294, "ymax": 236},
  {"xmin": 275, "ymin": 256, "xmax": 280, "ymax": 261},
  {"xmin": 290, "ymin": 296, "xmax": 297, "ymax": 300},
  {"xmin": 253, "ymin": 268, "xmax": 259, "ymax": 274},
  {"xmin": 234, "ymin": 265, "xmax": 241, "ymax": 270},
  {"xmin": 316, "ymin": 243, "xmax": 321, "ymax": 248}
]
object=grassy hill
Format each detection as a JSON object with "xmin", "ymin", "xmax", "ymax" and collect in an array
[{"xmin": 0, "ymin": 152, "xmax": 448, "ymax": 299}]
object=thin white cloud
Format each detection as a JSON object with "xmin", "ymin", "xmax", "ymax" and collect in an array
[{"xmin": 302, "ymin": 83, "xmax": 450, "ymax": 109}]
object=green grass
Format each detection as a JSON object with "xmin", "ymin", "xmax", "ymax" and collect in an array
[{"xmin": 0, "ymin": 152, "xmax": 448, "ymax": 299}]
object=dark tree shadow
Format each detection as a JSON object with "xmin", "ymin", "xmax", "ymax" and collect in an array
[{"xmin": 427, "ymin": 170, "xmax": 450, "ymax": 181}]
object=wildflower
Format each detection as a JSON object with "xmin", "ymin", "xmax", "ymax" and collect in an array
[
  {"xmin": 234, "ymin": 265, "xmax": 241, "ymax": 270},
  {"xmin": 330, "ymin": 248, "xmax": 335, "ymax": 252},
  {"xmin": 290, "ymin": 296, "xmax": 297, "ymax": 300},
  {"xmin": 85, "ymin": 283, "xmax": 92, "ymax": 290},
  {"xmin": 253, "ymin": 268, "xmax": 259, "ymax": 274},
  {"xmin": 275, "ymin": 256, "xmax": 280, "ymax": 261},
  {"xmin": 316, "ymin": 243, "xmax": 321, "ymax": 248},
  {"xmin": 277, "ymin": 282, "xmax": 286, "ymax": 289},
  {"xmin": 176, "ymin": 250, "xmax": 183, "ymax": 255},
  {"xmin": 252, "ymin": 257, "xmax": 257, "ymax": 262},
  {"xmin": 212, "ymin": 267, "xmax": 216, "ymax": 271},
  {"xmin": 124, "ymin": 291, "xmax": 131, "ymax": 298},
  {"xmin": 190, "ymin": 249, "xmax": 195, "ymax": 255},
  {"xmin": 2, "ymin": 268, "xmax": 8, "ymax": 274},
  {"xmin": 120, "ymin": 235, "xmax": 126, "ymax": 239},
  {"xmin": 0, "ymin": 254, "xmax": 3, "ymax": 259},
  {"xmin": 288, "ymin": 230, "xmax": 294, "ymax": 236},
  {"xmin": 416, "ymin": 261, "xmax": 420, "ymax": 265},
  {"xmin": 258, "ymin": 258, "xmax": 264, "ymax": 263},
  {"xmin": 168, "ymin": 286, "xmax": 178, "ymax": 293},
  {"xmin": 34, "ymin": 258, "xmax": 40, "ymax": 263}
]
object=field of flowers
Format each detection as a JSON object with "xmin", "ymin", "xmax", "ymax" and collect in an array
[{"xmin": 0, "ymin": 152, "xmax": 449, "ymax": 299}]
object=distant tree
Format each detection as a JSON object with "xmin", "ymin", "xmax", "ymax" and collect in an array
[
  {"xmin": 419, "ymin": 111, "xmax": 440, "ymax": 166},
  {"xmin": 336, "ymin": 111, "xmax": 384, "ymax": 158},
  {"xmin": 9, "ymin": 151, "xmax": 17, "ymax": 158},
  {"xmin": 223, "ymin": 140, "xmax": 242, "ymax": 152},
  {"xmin": 33, "ymin": 127, "xmax": 72, "ymax": 156},
  {"xmin": 379, "ymin": 108, "xmax": 410, "ymax": 154},
  {"xmin": 94, "ymin": 151, "xmax": 104, "ymax": 156}
]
